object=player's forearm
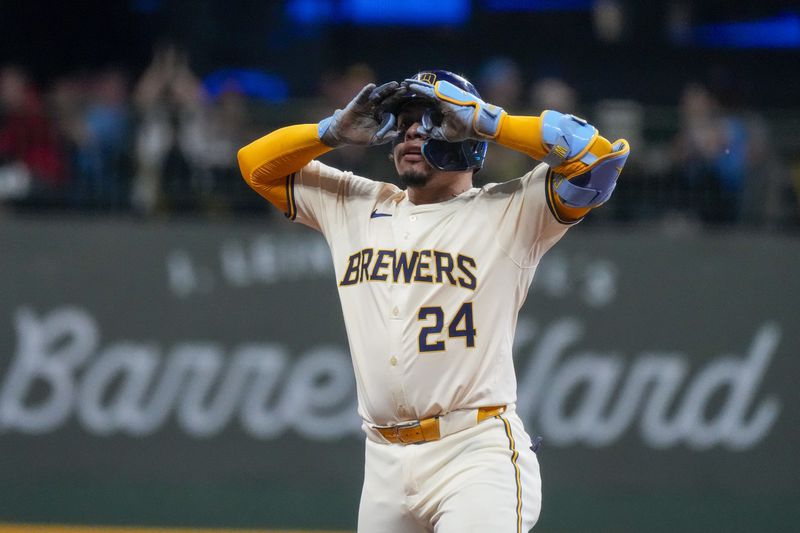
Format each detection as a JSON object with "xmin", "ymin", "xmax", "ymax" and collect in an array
[
  {"xmin": 496, "ymin": 113, "xmax": 613, "ymax": 173},
  {"xmin": 237, "ymin": 124, "xmax": 332, "ymax": 205},
  {"xmin": 495, "ymin": 114, "xmax": 548, "ymax": 160}
]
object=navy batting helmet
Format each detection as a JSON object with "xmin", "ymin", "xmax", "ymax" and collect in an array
[{"xmin": 397, "ymin": 69, "xmax": 488, "ymax": 172}]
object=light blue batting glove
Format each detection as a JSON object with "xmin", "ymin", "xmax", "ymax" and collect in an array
[{"xmin": 402, "ymin": 79, "xmax": 506, "ymax": 142}]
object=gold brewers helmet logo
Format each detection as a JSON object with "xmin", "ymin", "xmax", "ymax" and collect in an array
[{"xmin": 418, "ymin": 72, "xmax": 437, "ymax": 84}]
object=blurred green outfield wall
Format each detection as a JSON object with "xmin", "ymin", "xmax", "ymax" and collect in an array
[{"xmin": 0, "ymin": 218, "xmax": 798, "ymax": 532}]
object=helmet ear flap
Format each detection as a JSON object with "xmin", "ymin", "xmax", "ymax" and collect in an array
[
  {"xmin": 467, "ymin": 140, "xmax": 488, "ymax": 171},
  {"xmin": 422, "ymin": 140, "xmax": 457, "ymax": 170}
]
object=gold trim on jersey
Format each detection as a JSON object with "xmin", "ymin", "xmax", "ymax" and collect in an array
[
  {"xmin": 544, "ymin": 168, "xmax": 583, "ymax": 225},
  {"xmin": 285, "ymin": 173, "xmax": 298, "ymax": 221},
  {"xmin": 499, "ymin": 415, "xmax": 523, "ymax": 533}
]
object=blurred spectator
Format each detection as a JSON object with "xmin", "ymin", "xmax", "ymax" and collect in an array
[
  {"xmin": 670, "ymin": 82, "xmax": 769, "ymax": 224},
  {"xmin": 477, "ymin": 57, "xmax": 523, "ymax": 110},
  {"xmin": 528, "ymin": 77, "xmax": 579, "ymax": 115},
  {"xmin": 736, "ymin": 112, "xmax": 788, "ymax": 227},
  {"xmin": 132, "ymin": 46, "xmax": 209, "ymax": 213},
  {"xmin": 0, "ymin": 65, "xmax": 67, "ymax": 206},
  {"xmin": 190, "ymin": 83, "xmax": 260, "ymax": 213},
  {"xmin": 71, "ymin": 69, "xmax": 132, "ymax": 209},
  {"xmin": 133, "ymin": 46, "xmax": 192, "ymax": 212},
  {"xmin": 134, "ymin": 46, "xmax": 270, "ymax": 215},
  {"xmin": 592, "ymin": 0, "xmax": 627, "ymax": 44},
  {"xmin": 48, "ymin": 75, "xmax": 85, "ymax": 209},
  {"xmin": 320, "ymin": 63, "xmax": 376, "ymax": 110},
  {"xmin": 474, "ymin": 57, "xmax": 529, "ymax": 184}
]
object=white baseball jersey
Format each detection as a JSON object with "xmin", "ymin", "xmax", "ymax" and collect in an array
[{"xmin": 287, "ymin": 160, "xmax": 573, "ymax": 427}]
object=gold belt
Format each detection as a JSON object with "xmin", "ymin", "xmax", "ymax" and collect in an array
[{"xmin": 375, "ymin": 405, "xmax": 507, "ymax": 444}]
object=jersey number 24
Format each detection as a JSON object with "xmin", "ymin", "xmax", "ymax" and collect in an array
[{"xmin": 417, "ymin": 302, "xmax": 476, "ymax": 353}]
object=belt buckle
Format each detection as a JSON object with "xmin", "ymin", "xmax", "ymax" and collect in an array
[{"xmin": 376, "ymin": 420, "xmax": 421, "ymax": 443}]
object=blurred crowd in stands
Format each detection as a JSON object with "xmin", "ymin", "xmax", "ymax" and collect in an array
[{"xmin": 1, "ymin": 49, "xmax": 798, "ymax": 229}]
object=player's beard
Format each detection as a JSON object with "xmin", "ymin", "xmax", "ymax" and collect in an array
[{"xmin": 399, "ymin": 170, "xmax": 431, "ymax": 188}]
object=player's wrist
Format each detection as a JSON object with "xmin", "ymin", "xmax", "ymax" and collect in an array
[
  {"xmin": 318, "ymin": 114, "xmax": 344, "ymax": 147},
  {"xmin": 471, "ymin": 103, "xmax": 506, "ymax": 139}
]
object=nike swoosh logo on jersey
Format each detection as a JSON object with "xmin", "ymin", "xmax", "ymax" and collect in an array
[{"xmin": 370, "ymin": 209, "xmax": 392, "ymax": 219}]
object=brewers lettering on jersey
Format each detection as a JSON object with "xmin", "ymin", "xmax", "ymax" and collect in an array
[{"xmin": 238, "ymin": 69, "xmax": 630, "ymax": 532}]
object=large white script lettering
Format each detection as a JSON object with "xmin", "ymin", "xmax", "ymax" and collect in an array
[
  {"xmin": 0, "ymin": 308, "xmax": 360, "ymax": 440},
  {"xmin": 0, "ymin": 308, "xmax": 783, "ymax": 450},
  {"xmin": 515, "ymin": 318, "xmax": 781, "ymax": 450}
]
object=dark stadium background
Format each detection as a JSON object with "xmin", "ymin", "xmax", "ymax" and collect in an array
[{"xmin": 0, "ymin": 1, "xmax": 798, "ymax": 532}]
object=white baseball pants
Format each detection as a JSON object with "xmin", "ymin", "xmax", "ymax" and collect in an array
[{"xmin": 357, "ymin": 409, "xmax": 542, "ymax": 532}]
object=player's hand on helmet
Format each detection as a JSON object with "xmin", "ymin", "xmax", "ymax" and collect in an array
[
  {"xmin": 318, "ymin": 82, "xmax": 407, "ymax": 147},
  {"xmin": 402, "ymin": 79, "xmax": 506, "ymax": 142}
]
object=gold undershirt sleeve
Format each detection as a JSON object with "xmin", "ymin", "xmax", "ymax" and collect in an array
[
  {"xmin": 495, "ymin": 114, "xmax": 549, "ymax": 160},
  {"xmin": 237, "ymin": 124, "xmax": 333, "ymax": 212}
]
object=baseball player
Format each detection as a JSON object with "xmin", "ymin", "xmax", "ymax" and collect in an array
[{"xmin": 238, "ymin": 70, "xmax": 629, "ymax": 532}]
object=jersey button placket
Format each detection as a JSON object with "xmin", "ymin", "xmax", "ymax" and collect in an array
[
  {"xmin": 389, "ymin": 205, "xmax": 411, "ymax": 418},
  {"xmin": 407, "ymin": 211, "xmax": 420, "ymax": 239},
  {"xmin": 388, "ymin": 299, "xmax": 407, "ymax": 416}
]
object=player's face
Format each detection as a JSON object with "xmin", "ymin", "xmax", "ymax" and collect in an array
[{"xmin": 392, "ymin": 102, "xmax": 435, "ymax": 182}]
